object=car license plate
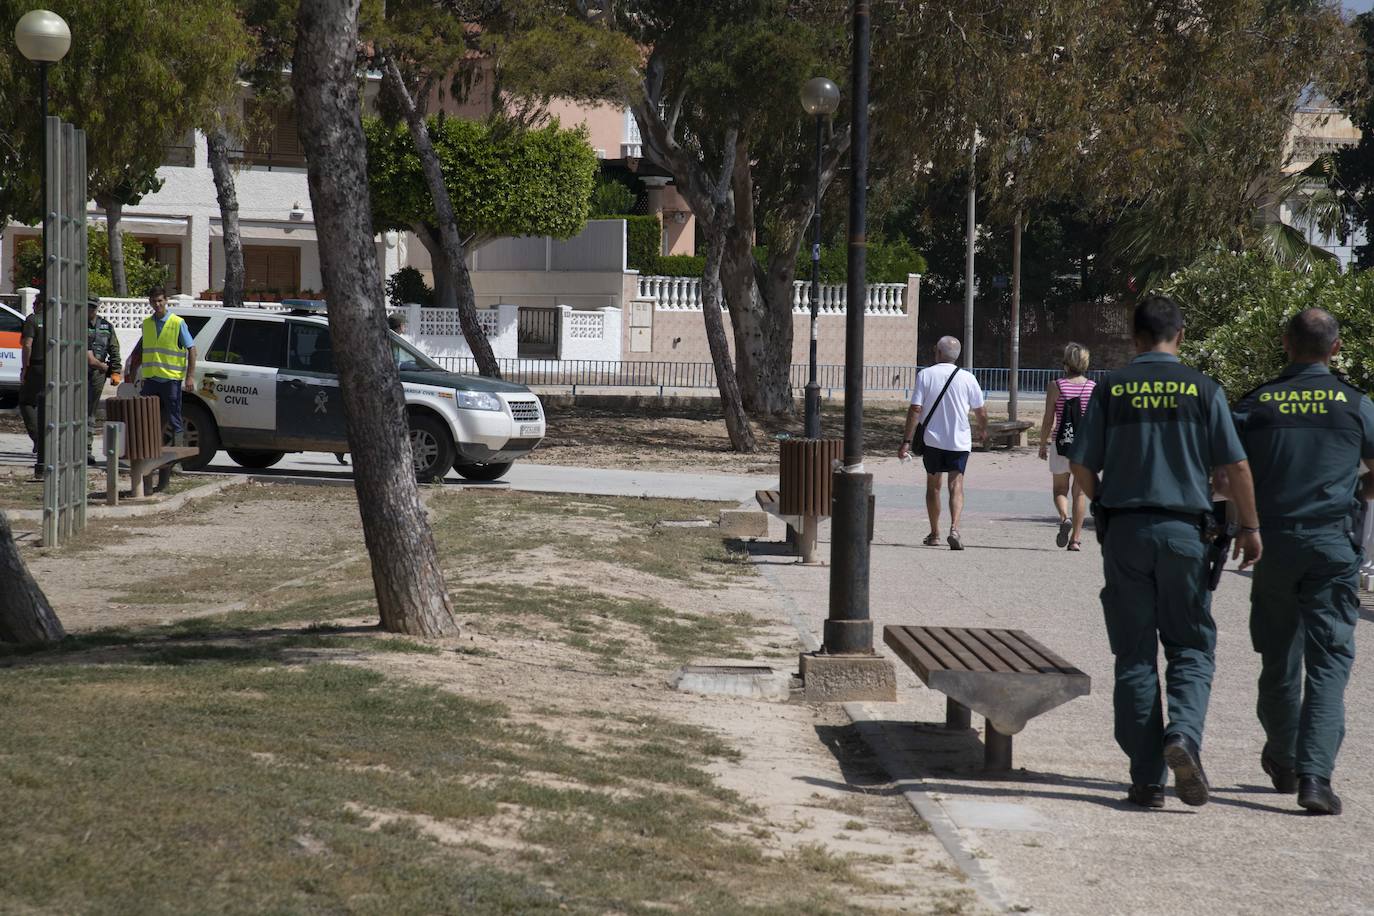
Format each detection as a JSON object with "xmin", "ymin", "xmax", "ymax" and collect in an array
[{"xmin": 520, "ymin": 424, "xmax": 541, "ymax": 436}]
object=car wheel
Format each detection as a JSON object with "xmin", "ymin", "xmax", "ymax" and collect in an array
[
  {"xmin": 409, "ymin": 413, "xmax": 456, "ymax": 483},
  {"xmin": 179, "ymin": 400, "xmax": 221, "ymax": 471},
  {"xmin": 453, "ymin": 461, "xmax": 513, "ymax": 482},
  {"xmin": 227, "ymin": 449, "xmax": 285, "ymax": 469}
]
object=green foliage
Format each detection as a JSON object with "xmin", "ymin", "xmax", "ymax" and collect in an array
[
  {"xmin": 364, "ymin": 116, "xmax": 598, "ymax": 247},
  {"xmin": 385, "ymin": 266, "xmax": 435, "ymax": 308},
  {"xmin": 651, "ymin": 255, "xmax": 706, "ymax": 277},
  {"xmin": 1164, "ymin": 251, "xmax": 1374, "ymax": 397},
  {"xmin": 589, "ymin": 176, "xmax": 636, "ymax": 218},
  {"xmin": 793, "ymin": 236, "xmax": 926, "ymax": 285},
  {"xmin": 15, "ymin": 228, "xmax": 167, "ymax": 297},
  {"xmin": 624, "ymin": 215, "xmax": 661, "ymax": 273}
]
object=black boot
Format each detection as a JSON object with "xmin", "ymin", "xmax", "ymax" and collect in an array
[
  {"xmin": 1163, "ymin": 733, "xmax": 1210, "ymax": 807},
  {"xmin": 1262, "ymin": 750, "xmax": 1298, "ymax": 794},
  {"xmin": 1127, "ymin": 784, "xmax": 1165, "ymax": 809},
  {"xmin": 1297, "ymin": 776, "xmax": 1341, "ymax": 815}
]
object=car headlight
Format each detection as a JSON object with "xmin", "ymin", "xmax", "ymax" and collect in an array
[{"xmin": 455, "ymin": 390, "xmax": 502, "ymax": 411}]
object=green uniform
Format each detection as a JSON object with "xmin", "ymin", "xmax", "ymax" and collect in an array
[
  {"xmin": 19, "ymin": 310, "xmax": 45, "ymax": 469},
  {"xmin": 1233, "ymin": 363, "xmax": 1374, "ymax": 780},
  {"xmin": 1072, "ymin": 352, "xmax": 1246, "ymax": 785},
  {"xmin": 87, "ymin": 314, "xmax": 119, "ymax": 440}
]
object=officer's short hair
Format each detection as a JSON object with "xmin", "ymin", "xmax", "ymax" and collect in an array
[
  {"xmin": 146, "ymin": 285, "xmax": 167, "ymax": 300},
  {"xmin": 1063, "ymin": 342, "xmax": 1090, "ymax": 375},
  {"xmin": 1133, "ymin": 295, "xmax": 1184, "ymax": 344},
  {"xmin": 1285, "ymin": 308, "xmax": 1339, "ymax": 360},
  {"xmin": 387, "ymin": 313, "xmax": 407, "ymax": 332}
]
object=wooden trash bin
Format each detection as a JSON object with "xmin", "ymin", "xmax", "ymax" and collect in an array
[
  {"xmin": 104, "ymin": 395, "xmax": 162, "ymax": 460},
  {"xmin": 779, "ymin": 437, "xmax": 843, "ymax": 563}
]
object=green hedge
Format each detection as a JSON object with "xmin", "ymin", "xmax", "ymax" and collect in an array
[
  {"xmin": 650, "ymin": 254, "xmax": 706, "ymax": 276},
  {"xmin": 624, "ymin": 215, "xmax": 661, "ymax": 273}
]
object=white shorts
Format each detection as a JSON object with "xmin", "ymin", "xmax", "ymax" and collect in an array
[{"xmin": 1048, "ymin": 441, "xmax": 1072, "ymax": 475}]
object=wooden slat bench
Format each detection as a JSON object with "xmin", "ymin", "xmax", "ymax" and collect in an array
[
  {"xmin": 883, "ymin": 625, "xmax": 1090, "ymax": 770},
  {"xmin": 978, "ymin": 419, "xmax": 1034, "ymax": 450},
  {"xmin": 755, "ymin": 489, "xmax": 802, "ymax": 536}
]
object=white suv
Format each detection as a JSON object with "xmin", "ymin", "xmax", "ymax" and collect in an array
[
  {"xmin": 138, "ymin": 305, "xmax": 544, "ymax": 482},
  {"xmin": 0, "ymin": 301, "xmax": 23, "ymax": 408}
]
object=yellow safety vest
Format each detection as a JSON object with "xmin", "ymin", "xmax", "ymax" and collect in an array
[{"xmin": 140, "ymin": 313, "xmax": 189, "ymax": 381}]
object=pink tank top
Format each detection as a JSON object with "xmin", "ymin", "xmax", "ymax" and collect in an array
[{"xmin": 1054, "ymin": 377, "xmax": 1095, "ymax": 437}]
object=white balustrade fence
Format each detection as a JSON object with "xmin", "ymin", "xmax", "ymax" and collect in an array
[
  {"xmin": 635, "ymin": 275, "xmax": 914, "ymax": 315},
  {"xmin": 89, "ymin": 294, "xmax": 621, "ymax": 366}
]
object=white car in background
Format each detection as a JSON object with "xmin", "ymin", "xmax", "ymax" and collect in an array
[
  {"xmin": 0, "ymin": 302, "xmax": 23, "ymax": 409},
  {"xmin": 136, "ymin": 304, "xmax": 545, "ymax": 482}
]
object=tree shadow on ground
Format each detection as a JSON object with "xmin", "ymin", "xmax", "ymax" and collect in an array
[{"xmin": 0, "ymin": 622, "xmax": 398, "ymax": 671}]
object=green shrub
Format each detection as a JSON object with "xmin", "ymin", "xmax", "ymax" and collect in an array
[
  {"xmin": 1164, "ymin": 250, "xmax": 1374, "ymax": 397},
  {"xmin": 624, "ymin": 214, "xmax": 661, "ymax": 273},
  {"xmin": 589, "ymin": 176, "xmax": 636, "ymax": 218},
  {"xmin": 385, "ymin": 266, "xmax": 435, "ymax": 308},
  {"xmin": 791, "ymin": 235, "xmax": 926, "ymax": 284},
  {"xmin": 18, "ymin": 228, "xmax": 169, "ymax": 297},
  {"xmin": 651, "ymin": 254, "xmax": 706, "ymax": 276}
]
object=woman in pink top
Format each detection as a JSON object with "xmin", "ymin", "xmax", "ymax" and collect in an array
[{"xmin": 1038, "ymin": 343, "xmax": 1096, "ymax": 551}]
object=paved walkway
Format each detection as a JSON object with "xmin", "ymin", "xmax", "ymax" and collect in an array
[
  {"xmin": 762, "ymin": 449, "xmax": 1374, "ymax": 915},
  {"xmin": 0, "ymin": 432, "xmax": 767, "ymax": 504}
]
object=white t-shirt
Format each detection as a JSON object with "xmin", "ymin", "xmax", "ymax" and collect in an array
[{"xmin": 911, "ymin": 362, "xmax": 986, "ymax": 452}]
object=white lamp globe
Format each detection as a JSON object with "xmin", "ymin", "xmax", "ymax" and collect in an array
[
  {"xmin": 799, "ymin": 77, "xmax": 840, "ymax": 117},
  {"xmin": 15, "ymin": 9, "xmax": 71, "ymax": 63}
]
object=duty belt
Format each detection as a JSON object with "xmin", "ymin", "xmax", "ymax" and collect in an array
[
  {"xmin": 1259, "ymin": 517, "xmax": 1347, "ymax": 531},
  {"xmin": 1106, "ymin": 507, "xmax": 1205, "ymax": 527}
]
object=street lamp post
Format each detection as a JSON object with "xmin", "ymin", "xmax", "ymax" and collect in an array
[
  {"xmin": 15, "ymin": 9, "xmax": 71, "ymax": 289},
  {"xmin": 799, "ymin": 77, "xmax": 840, "ymax": 440}
]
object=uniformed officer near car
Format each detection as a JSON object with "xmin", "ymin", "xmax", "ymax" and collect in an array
[
  {"xmin": 85, "ymin": 297, "xmax": 120, "ymax": 465},
  {"xmin": 1069, "ymin": 295, "xmax": 1262, "ymax": 809},
  {"xmin": 1229, "ymin": 308, "xmax": 1374, "ymax": 816},
  {"xmin": 18, "ymin": 295, "xmax": 46, "ymax": 480}
]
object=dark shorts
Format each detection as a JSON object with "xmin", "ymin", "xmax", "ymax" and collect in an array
[{"xmin": 922, "ymin": 446, "xmax": 970, "ymax": 476}]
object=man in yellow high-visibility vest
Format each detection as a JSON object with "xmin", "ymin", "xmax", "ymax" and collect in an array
[{"xmin": 126, "ymin": 286, "xmax": 197, "ymax": 445}]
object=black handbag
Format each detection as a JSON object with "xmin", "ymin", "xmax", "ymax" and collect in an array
[{"xmin": 912, "ymin": 367, "xmax": 961, "ymax": 457}]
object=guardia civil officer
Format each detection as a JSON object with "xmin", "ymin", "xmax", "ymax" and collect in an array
[
  {"xmin": 86, "ymin": 298, "xmax": 120, "ymax": 465},
  {"xmin": 1230, "ymin": 308, "xmax": 1374, "ymax": 816},
  {"xmin": 1069, "ymin": 295, "xmax": 1262, "ymax": 809}
]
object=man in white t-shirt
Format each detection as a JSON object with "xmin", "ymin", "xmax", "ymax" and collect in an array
[{"xmin": 897, "ymin": 336, "xmax": 988, "ymax": 550}]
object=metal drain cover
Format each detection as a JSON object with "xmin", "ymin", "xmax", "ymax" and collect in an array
[{"xmin": 681, "ymin": 665, "xmax": 774, "ymax": 676}]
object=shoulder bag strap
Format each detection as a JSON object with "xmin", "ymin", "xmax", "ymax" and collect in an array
[{"xmin": 925, "ymin": 367, "xmax": 960, "ymax": 418}]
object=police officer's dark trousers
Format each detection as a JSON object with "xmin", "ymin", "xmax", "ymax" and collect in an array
[
  {"xmin": 1250, "ymin": 526, "xmax": 1358, "ymax": 780},
  {"xmin": 87, "ymin": 368, "xmax": 105, "ymax": 453},
  {"xmin": 1101, "ymin": 511, "xmax": 1215, "ymax": 785}
]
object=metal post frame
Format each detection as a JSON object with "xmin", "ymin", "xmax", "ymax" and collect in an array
[{"xmin": 41, "ymin": 117, "xmax": 89, "ymax": 547}]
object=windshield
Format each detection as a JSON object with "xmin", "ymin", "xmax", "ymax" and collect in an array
[{"xmin": 390, "ymin": 333, "xmax": 443, "ymax": 371}]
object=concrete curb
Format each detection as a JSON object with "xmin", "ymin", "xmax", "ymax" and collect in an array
[
  {"xmin": 843, "ymin": 704, "xmax": 1024, "ymax": 915},
  {"xmin": 751, "ymin": 552, "xmax": 1019, "ymax": 914},
  {"xmin": 6, "ymin": 475, "xmax": 248, "ymax": 522}
]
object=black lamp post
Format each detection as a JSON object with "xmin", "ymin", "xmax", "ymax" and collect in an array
[
  {"xmin": 14, "ymin": 8, "xmax": 71, "ymax": 284},
  {"xmin": 799, "ymin": 76, "xmax": 840, "ymax": 440}
]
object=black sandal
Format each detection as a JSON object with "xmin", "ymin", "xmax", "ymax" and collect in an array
[{"xmin": 922, "ymin": 533, "xmax": 941, "ymax": 546}]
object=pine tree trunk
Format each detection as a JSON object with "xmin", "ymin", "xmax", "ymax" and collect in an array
[
  {"xmin": 380, "ymin": 59, "xmax": 500, "ymax": 378},
  {"xmin": 293, "ymin": 0, "xmax": 458, "ymax": 638},
  {"xmin": 207, "ymin": 127, "xmax": 245, "ymax": 308},
  {"xmin": 720, "ymin": 148, "xmax": 795, "ymax": 418},
  {"xmin": 0, "ymin": 511, "xmax": 65, "ymax": 644},
  {"xmin": 101, "ymin": 196, "xmax": 128, "ymax": 296},
  {"xmin": 702, "ymin": 230, "xmax": 756, "ymax": 453},
  {"xmin": 413, "ymin": 224, "xmax": 458, "ymax": 309}
]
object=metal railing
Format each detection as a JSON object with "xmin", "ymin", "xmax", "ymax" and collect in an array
[{"xmin": 430, "ymin": 357, "xmax": 1107, "ymax": 396}]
